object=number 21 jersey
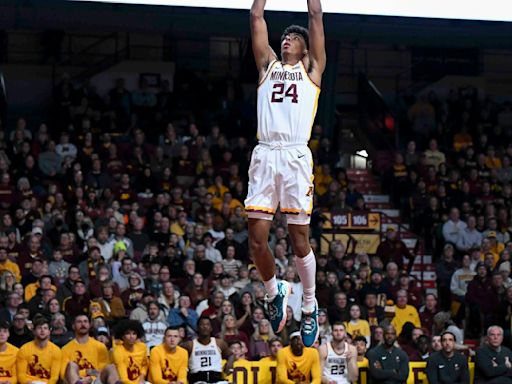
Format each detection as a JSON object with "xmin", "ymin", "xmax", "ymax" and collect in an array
[
  {"xmin": 189, "ymin": 338, "xmax": 223, "ymax": 374},
  {"xmin": 257, "ymin": 60, "xmax": 320, "ymax": 144}
]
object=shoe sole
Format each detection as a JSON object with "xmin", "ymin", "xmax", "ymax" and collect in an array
[
  {"xmin": 276, "ymin": 281, "xmax": 291, "ymax": 333},
  {"xmin": 301, "ymin": 298, "xmax": 320, "ymax": 347}
]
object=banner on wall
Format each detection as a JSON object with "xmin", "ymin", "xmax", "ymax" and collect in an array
[{"xmin": 228, "ymin": 360, "xmax": 476, "ymax": 384}]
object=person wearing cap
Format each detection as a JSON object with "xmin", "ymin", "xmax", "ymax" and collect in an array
[
  {"xmin": 0, "ymin": 247, "xmax": 20, "ymax": 283},
  {"xmin": 276, "ymin": 331, "xmax": 321, "ymax": 384},
  {"xmin": 391, "ymin": 289, "xmax": 421, "ymax": 336},
  {"xmin": 359, "ymin": 269, "xmax": 390, "ymax": 308},
  {"xmin": 482, "ymin": 230, "xmax": 505, "ymax": 268},
  {"xmin": 367, "ymin": 325, "xmax": 409, "ymax": 384},
  {"xmin": 475, "ymin": 325, "xmax": 512, "ymax": 384},
  {"xmin": 391, "ymin": 271, "xmax": 422, "ymax": 309},
  {"xmin": 61, "ymin": 314, "xmax": 118, "ymax": 384},
  {"xmin": 376, "ymin": 227, "xmax": 414, "ymax": 272},
  {"xmin": 0, "ymin": 320, "xmax": 18, "ymax": 384},
  {"xmin": 17, "ymin": 315, "xmax": 62, "ymax": 384},
  {"xmin": 426, "ymin": 330, "xmax": 469, "ymax": 384},
  {"xmin": 149, "ymin": 326, "xmax": 188, "ymax": 384}
]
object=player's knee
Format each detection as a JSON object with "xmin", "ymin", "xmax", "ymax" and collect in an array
[
  {"xmin": 291, "ymin": 238, "xmax": 310, "ymax": 257},
  {"xmin": 249, "ymin": 237, "xmax": 268, "ymax": 256},
  {"xmin": 65, "ymin": 362, "xmax": 79, "ymax": 376}
]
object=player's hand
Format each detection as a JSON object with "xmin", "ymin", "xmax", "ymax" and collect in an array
[
  {"xmin": 374, "ymin": 360, "xmax": 382, "ymax": 369},
  {"xmin": 346, "ymin": 348, "xmax": 353, "ymax": 361}
]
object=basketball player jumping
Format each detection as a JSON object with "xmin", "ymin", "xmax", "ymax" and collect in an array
[{"xmin": 245, "ymin": 0, "xmax": 326, "ymax": 347}]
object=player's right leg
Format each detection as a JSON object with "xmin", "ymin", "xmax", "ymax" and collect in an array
[
  {"xmin": 99, "ymin": 364, "xmax": 121, "ymax": 384},
  {"xmin": 248, "ymin": 218, "xmax": 291, "ymax": 333},
  {"xmin": 64, "ymin": 362, "xmax": 92, "ymax": 384}
]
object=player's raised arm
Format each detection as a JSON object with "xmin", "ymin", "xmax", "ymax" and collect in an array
[
  {"xmin": 307, "ymin": 0, "xmax": 326, "ymax": 80},
  {"xmin": 251, "ymin": 0, "xmax": 277, "ymax": 77}
]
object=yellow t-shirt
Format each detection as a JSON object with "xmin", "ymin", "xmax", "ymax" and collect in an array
[
  {"xmin": 344, "ymin": 320, "xmax": 371, "ymax": 339},
  {"xmin": 149, "ymin": 344, "xmax": 188, "ymax": 384},
  {"xmin": 276, "ymin": 346, "xmax": 321, "ymax": 384},
  {"xmin": 112, "ymin": 342, "xmax": 148, "ymax": 384},
  {"xmin": 391, "ymin": 305, "xmax": 421, "ymax": 336},
  {"xmin": 226, "ymin": 359, "xmax": 254, "ymax": 384},
  {"xmin": 0, "ymin": 343, "xmax": 18, "ymax": 384},
  {"xmin": 60, "ymin": 338, "xmax": 110, "ymax": 379},
  {"xmin": 258, "ymin": 357, "xmax": 277, "ymax": 384},
  {"xmin": 17, "ymin": 340, "xmax": 62, "ymax": 384}
]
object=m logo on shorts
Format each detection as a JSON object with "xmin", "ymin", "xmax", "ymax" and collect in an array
[{"xmin": 306, "ymin": 186, "xmax": 314, "ymax": 197}]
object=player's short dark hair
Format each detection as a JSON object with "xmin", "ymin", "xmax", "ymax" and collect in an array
[
  {"xmin": 164, "ymin": 325, "xmax": 181, "ymax": 334},
  {"xmin": 281, "ymin": 25, "xmax": 309, "ymax": 48},
  {"xmin": 114, "ymin": 319, "xmax": 145, "ymax": 339},
  {"xmin": 0, "ymin": 321, "xmax": 10, "ymax": 330},
  {"xmin": 353, "ymin": 335, "xmax": 368, "ymax": 344},
  {"xmin": 32, "ymin": 314, "xmax": 50, "ymax": 329}
]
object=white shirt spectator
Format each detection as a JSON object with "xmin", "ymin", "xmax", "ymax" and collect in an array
[
  {"xmin": 443, "ymin": 219, "xmax": 467, "ymax": 245},
  {"xmin": 456, "ymin": 227, "xmax": 482, "ymax": 252}
]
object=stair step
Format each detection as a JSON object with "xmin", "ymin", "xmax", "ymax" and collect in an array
[
  {"xmin": 411, "ymin": 271, "xmax": 436, "ymax": 281},
  {"xmin": 364, "ymin": 195, "xmax": 390, "ymax": 203},
  {"xmin": 381, "ymin": 223, "xmax": 411, "ymax": 232},
  {"xmin": 412, "ymin": 264, "xmax": 435, "ymax": 272},
  {"xmin": 374, "ymin": 208, "xmax": 400, "ymax": 218},
  {"xmin": 347, "ymin": 169, "xmax": 371, "ymax": 176},
  {"xmin": 366, "ymin": 202, "xmax": 391, "ymax": 209},
  {"xmin": 350, "ymin": 175, "xmax": 374, "ymax": 182}
]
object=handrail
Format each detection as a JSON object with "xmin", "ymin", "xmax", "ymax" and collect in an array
[
  {"xmin": 319, "ymin": 208, "xmax": 426, "ymax": 285},
  {"xmin": 56, "ymin": 32, "xmax": 118, "ymax": 66}
]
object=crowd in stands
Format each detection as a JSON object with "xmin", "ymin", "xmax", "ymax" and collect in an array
[{"xmin": 0, "ymin": 72, "xmax": 511, "ymax": 382}]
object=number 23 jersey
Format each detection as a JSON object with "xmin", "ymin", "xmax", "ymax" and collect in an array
[
  {"xmin": 257, "ymin": 60, "xmax": 320, "ymax": 144},
  {"xmin": 189, "ymin": 338, "xmax": 223, "ymax": 374}
]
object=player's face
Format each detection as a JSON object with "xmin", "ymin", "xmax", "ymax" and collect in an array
[
  {"xmin": 332, "ymin": 325, "xmax": 346, "ymax": 342},
  {"xmin": 122, "ymin": 330, "xmax": 138, "ymax": 346},
  {"xmin": 73, "ymin": 315, "xmax": 91, "ymax": 335},
  {"xmin": 198, "ymin": 319, "xmax": 212, "ymax": 337},
  {"xmin": 164, "ymin": 330, "xmax": 180, "ymax": 349},
  {"xmin": 230, "ymin": 343, "xmax": 242, "ymax": 359},
  {"xmin": 441, "ymin": 334, "xmax": 455, "ymax": 353},
  {"xmin": 0, "ymin": 328, "xmax": 9, "ymax": 344},
  {"xmin": 270, "ymin": 341, "xmax": 283, "ymax": 357},
  {"xmin": 34, "ymin": 324, "xmax": 51, "ymax": 341},
  {"xmin": 281, "ymin": 33, "xmax": 306, "ymax": 56},
  {"xmin": 290, "ymin": 336, "xmax": 303, "ymax": 355}
]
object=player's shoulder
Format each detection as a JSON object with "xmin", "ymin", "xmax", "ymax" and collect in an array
[{"xmin": 5, "ymin": 342, "xmax": 18, "ymax": 353}]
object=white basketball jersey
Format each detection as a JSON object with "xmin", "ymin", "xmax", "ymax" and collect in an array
[
  {"xmin": 322, "ymin": 342, "xmax": 350, "ymax": 384},
  {"xmin": 257, "ymin": 60, "xmax": 320, "ymax": 144},
  {"xmin": 189, "ymin": 338, "xmax": 223, "ymax": 374}
]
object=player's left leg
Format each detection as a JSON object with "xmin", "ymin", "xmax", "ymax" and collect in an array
[{"xmin": 288, "ymin": 223, "xmax": 318, "ymax": 347}]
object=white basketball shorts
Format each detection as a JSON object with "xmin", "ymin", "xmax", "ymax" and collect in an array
[{"xmin": 244, "ymin": 142, "xmax": 314, "ymax": 225}]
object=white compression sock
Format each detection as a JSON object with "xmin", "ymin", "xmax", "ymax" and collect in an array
[
  {"xmin": 263, "ymin": 275, "xmax": 278, "ymax": 298},
  {"xmin": 295, "ymin": 249, "xmax": 316, "ymax": 312}
]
